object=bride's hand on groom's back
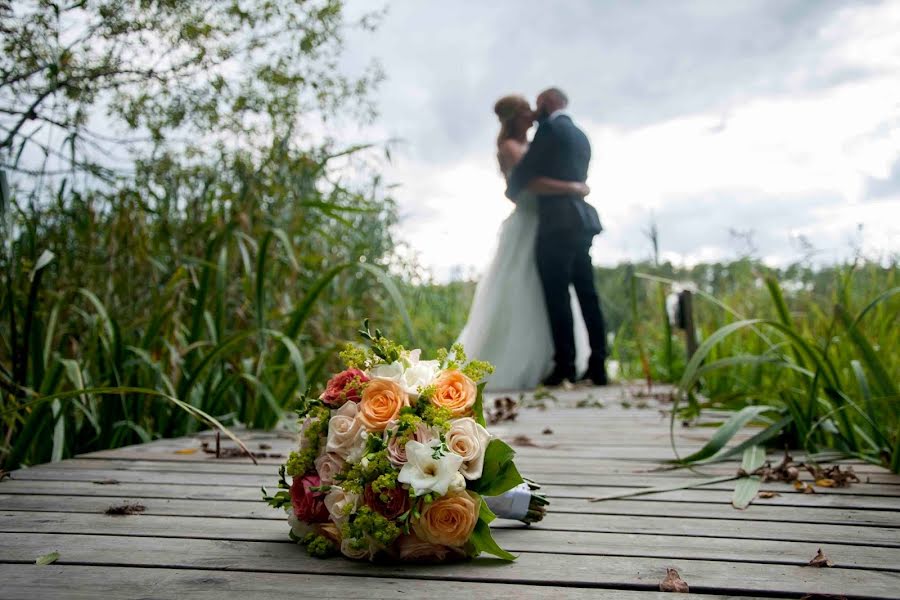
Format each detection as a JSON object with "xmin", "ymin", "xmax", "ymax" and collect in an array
[{"xmin": 570, "ymin": 182, "xmax": 590, "ymax": 196}]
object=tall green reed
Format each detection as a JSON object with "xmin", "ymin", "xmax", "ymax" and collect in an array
[{"xmin": 1, "ymin": 142, "xmax": 414, "ymax": 469}]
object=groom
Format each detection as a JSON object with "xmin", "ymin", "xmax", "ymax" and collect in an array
[{"xmin": 506, "ymin": 87, "xmax": 608, "ymax": 386}]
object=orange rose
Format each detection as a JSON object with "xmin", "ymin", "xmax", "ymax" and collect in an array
[
  {"xmin": 359, "ymin": 378, "xmax": 409, "ymax": 432},
  {"xmin": 412, "ymin": 491, "xmax": 479, "ymax": 547},
  {"xmin": 431, "ymin": 370, "xmax": 477, "ymax": 417},
  {"xmin": 395, "ymin": 533, "xmax": 466, "ymax": 562}
]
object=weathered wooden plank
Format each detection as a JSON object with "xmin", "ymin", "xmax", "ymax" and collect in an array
[
  {"xmin": 4, "ymin": 490, "xmax": 896, "ymax": 529},
  {"xmin": 2, "ymin": 508, "xmax": 897, "ymax": 548},
  {"xmin": 8, "ymin": 468, "xmax": 898, "ymax": 511},
  {"xmin": 31, "ymin": 457, "xmax": 900, "ymax": 490},
  {"xmin": 0, "ymin": 564, "xmax": 773, "ymax": 600},
  {"xmin": 3, "ymin": 533, "xmax": 898, "ymax": 598},
  {"xmin": 0, "ymin": 490, "xmax": 900, "ymax": 528},
  {"xmin": 0, "ymin": 505, "xmax": 895, "ymax": 570}
]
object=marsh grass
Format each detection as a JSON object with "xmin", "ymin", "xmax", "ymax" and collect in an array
[{"xmin": 1, "ymin": 142, "xmax": 414, "ymax": 469}]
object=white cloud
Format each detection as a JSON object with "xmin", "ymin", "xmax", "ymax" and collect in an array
[{"xmin": 345, "ymin": 0, "xmax": 900, "ymax": 277}]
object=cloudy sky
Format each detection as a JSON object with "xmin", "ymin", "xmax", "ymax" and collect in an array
[{"xmin": 342, "ymin": 0, "xmax": 899, "ymax": 279}]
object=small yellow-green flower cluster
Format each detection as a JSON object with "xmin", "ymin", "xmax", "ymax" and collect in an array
[
  {"xmin": 334, "ymin": 448, "xmax": 393, "ymax": 494},
  {"xmin": 285, "ymin": 405, "xmax": 330, "ymax": 477},
  {"xmin": 301, "ymin": 533, "xmax": 336, "ymax": 557},
  {"xmin": 344, "ymin": 506, "xmax": 401, "ymax": 547}
]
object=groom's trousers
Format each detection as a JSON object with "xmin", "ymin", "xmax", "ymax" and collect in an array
[{"xmin": 536, "ymin": 233, "xmax": 608, "ymax": 377}]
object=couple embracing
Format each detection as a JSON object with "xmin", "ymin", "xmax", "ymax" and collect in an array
[{"xmin": 458, "ymin": 88, "xmax": 608, "ymax": 391}]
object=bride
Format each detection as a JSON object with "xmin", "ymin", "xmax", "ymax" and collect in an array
[{"xmin": 458, "ymin": 95, "xmax": 590, "ymax": 391}]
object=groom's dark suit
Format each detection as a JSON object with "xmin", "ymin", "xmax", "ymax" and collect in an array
[{"xmin": 506, "ymin": 113, "xmax": 607, "ymax": 381}]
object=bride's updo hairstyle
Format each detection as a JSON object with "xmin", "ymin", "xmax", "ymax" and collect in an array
[{"xmin": 494, "ymin": 94, "xmax": 531, "ymax": 143}]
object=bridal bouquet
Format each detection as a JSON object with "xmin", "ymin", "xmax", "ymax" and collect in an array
[{"xmin": 263, "ymin": 322, "xmax": 528, "ymax": 562}]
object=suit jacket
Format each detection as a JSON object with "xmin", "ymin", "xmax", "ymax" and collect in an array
[{"xmin": 506, "ymin": 114, "xmax": 602, "ymax": 237}]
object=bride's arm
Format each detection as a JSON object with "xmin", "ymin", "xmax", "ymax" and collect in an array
[{"xmin": 528, "ymin": 177, "xmax": 590, "ymax": 196}]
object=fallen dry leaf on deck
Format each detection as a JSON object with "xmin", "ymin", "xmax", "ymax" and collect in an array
[
  {"xmin": 757, "ymin": 491, "xmax": 780, "ymax": 499},
  {"xmin": 808, "ymin": 548, "xmax": 834, "ymax": 568},
  {"xmin": 105, "ymin": 502, "xmax": 146, "ymax": 516},
  {"xmin": 659, "ymin": 568, "xmax": 690, "ymax": 593},
  {"xmin": 174, "ymin": 448, "xmax": 198, "ymax": 454},
  {"xmin": 804, "ymin": 464, "xmax": 860, "ymax": 488},
  {"xmin": 486, "ymin": 396, "xmax": 519, "ymax": 425},
  {"xmin": 793, "ymin": 481, "xmax": 816, "ymax": 494}
]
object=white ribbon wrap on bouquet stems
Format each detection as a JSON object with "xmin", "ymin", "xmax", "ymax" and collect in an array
[{"xmin": 485, "ymin": 482, "xmax": 531, "ymax": 521}]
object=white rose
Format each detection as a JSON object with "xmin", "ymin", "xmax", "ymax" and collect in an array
[
  {"xmin": 368, "ymin": 361, "xmax": 404, "ymax": 382},
  {"xmin": 326, "ymin": 402, "xmax": 365, "ymax": 461},
  {"xmin": 448, "ymin": 471, "xmax": 467, "ymax": 494},
  {"xmin": 399, "ymin": 360, "xmax": 440, "ymax": 395},
  {"xmin": 445, "ymin": 417, "xmax": 492, "ymax": 480},
  {"xmin": 346, "ymin": 429, "xmax": 368, "ymax": 463},
  {"xmin": 313, "ymin": 452, "xmax": 346, "ymax": 486},
  {"xmin": 398, "ymin": 440, "xmax": 463, "ymax": 496},
  {"xmin": 286, "ymin": 508, "xmax": 312, "ymax": 538},
  {"xmin": 324, "ymin": 486, "xmax": 359, "ymax": 525}
]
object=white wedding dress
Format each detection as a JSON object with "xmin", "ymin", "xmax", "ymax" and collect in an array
[{"xmin": 457, "ymin": 190, "xmax": 589, "ymax": 391}]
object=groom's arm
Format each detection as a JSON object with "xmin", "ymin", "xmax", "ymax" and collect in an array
[{"xmin": 506, "ymin": 122, "xmax": 554, "ymax": 200}]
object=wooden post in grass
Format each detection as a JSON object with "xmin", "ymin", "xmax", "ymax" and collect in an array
[{"xmin": 677, "ymin": 289, "xmax": 698, "ymax": 359}]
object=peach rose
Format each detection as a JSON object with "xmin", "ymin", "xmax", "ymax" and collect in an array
[
  {"xmin": 358, "ymin": 378, "xmax": 409, "ymax": 432},
  {"xmin": 412, "ymin": 491, "xmax": 479, "ymax": 547},
  {"xmin": 315, "ymin": 522, "xmax": 342, "ymax": 546},
  {"xmin": 430, "ymin": 370, "xmax": 477, "ymax": 417},
  {"xmin": 396, "ymin": 533, "xmax": 465, "ymax": 562}
]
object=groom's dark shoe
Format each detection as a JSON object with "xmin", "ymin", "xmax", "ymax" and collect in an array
[
  {"xmin": 578, "ymin": 356, "xmax": 609, "ymax": 386},
  {"xmin": 541, "ymin": 367, "xmax": 576, "ymax": 387}
]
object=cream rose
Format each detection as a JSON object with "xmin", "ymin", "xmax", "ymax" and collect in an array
[
  {"xmin": 358, "ymin": 378, "xmax": 409, "ymax": 432},
  {"xmin": 324, "ymin": 486, "xmax": 359, "ymax": 526},
  {"xmin": 313, "ymin": 452, "xmax": 345, "ymax": 486},
  {"xmin": 445, "ymin": 417, "xmax": 492, "ymax": 480},
  {"xmin": 340, "ymin": 537, "xmax": 371, "ymax": 561},
  {"xmin": 412, "ymin": 490, "xmax": 479, "ymax": 547},
  {"xmin": 326, "ymin": 401, "xmax": 365, "ymax": 460},
  {"xmin": 431, "ymin": 370, "xmax": 477, "ymax": 417}
]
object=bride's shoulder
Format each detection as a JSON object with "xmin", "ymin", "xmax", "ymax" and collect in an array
[
  {"xmin": 497, "ymin": 138, "xmax": 527, "ymax": 154},
  {"xmin": 497, "ymin": 138, "xmax": 527, "ymax": 169}
]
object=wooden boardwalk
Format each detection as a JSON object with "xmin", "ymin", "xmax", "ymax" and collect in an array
[{"xmin": 2, "ymin": 384, "xmax": 899, "ymax": 599}]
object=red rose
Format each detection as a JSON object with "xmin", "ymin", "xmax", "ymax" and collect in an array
[
  {"xmin": 364, "ymin": 483, "xmax": 410, "ymax": 520},
  {"xmin": 320, "ymin": 369, "xmax": 370, "ymax": 407},
  {"xmin": 291, "ymin": 474, "xmax": 329, "ymax": 523}
]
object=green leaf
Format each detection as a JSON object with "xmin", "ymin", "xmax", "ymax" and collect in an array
[
  {"xmin": 35, "ymin": 551, "xmax": 59, "ymax": 565},
  {"xmin": 468, "ymin": 496, "xmax": 515, "ymax": 561},
  {"xmin": 472, "ymin": 382, "xmax": 486, "ymax": 427},
  {"xmin": 673, "ymin": 405, "xmax": 776, "ymax": 464},
  {"xmin": 471, "ymin": 439, "xmax": 523, "ymax": 496},
  {"xmin": 732, "ymin": 445, "xmax": 765, "ymax": 510}
]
